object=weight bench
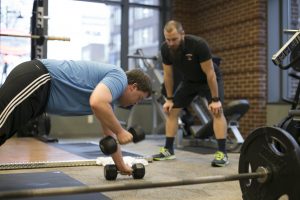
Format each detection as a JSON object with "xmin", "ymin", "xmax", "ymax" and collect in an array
[
  {"xmin": 188, "ymin": 99, "xmax": 249, "ymax": 149},
  {"xmin": 289, "ymin": 109, "xmax": 300, "ymax": 121}
]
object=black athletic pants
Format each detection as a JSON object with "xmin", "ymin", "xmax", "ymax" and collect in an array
[{"xmin": 0, "ymin": 60, "xmax": 51, "ymax": 145}]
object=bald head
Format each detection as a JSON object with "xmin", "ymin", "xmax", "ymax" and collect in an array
[
  {"xmin": 164, "ymin": 20, "xmax": 184, "ymax": 34},
  {"xmin": 163, "ymin": 20, "xmax": 185, "ymax": 50}
]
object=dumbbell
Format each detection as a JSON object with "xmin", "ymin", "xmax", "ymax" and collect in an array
[
  {"xmin": 104, "ymin": 163, "xmax": 145, "ymax": 180},
  {"xmin": 99, "ymin": 125, "xmax": 145, "ymax": 155}
]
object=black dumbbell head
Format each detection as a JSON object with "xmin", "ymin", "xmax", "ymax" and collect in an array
[
  {"xmin": 99, "ymin": 136, "xmax": 117, "ymax": 155},
  {"xmin": 128, "ymin": 126, "xmax": 145, "ymax": 143},
  {"xmin": 104, "ymin": 164, "xmax": 118, "ymax": 180},
  {"xmin": 132, "ymin": 163, "xmax": 145, "ymax": 179}
]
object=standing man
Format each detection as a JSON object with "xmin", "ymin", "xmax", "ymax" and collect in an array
[
  {"xmin": 152, "ymin": 20, "xmax": 229, "ymax": 167},
  {"xmin": 0, "ymin": 59, "xmax": 152, "ymax": 174}
]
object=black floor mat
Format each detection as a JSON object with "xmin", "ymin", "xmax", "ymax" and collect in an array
[
  {"xmin": 0, "ymin": 171, "xmax": 110, "ymax": 200},
  {"xmin": 51, "ymin": 142, "xmax": 142, "ymax": 159}
]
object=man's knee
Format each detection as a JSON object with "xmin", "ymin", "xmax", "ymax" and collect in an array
[
  {"xmin": 212, "ymin": 112, "xmax": 226, "ymax": 123},
  {"xmin": 168, "ymin": 108, "xmax": 182, "ymax": 119}
]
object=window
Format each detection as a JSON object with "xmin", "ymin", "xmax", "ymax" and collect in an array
[
  {"xmin": 129, "ymin": 0, "xmax": 160, "ymax": 6},
  {"xmin": 128, "ymin": 6, "xmax": 159, "ymax": 69},
  {"xmin": 1, "ymin": 0, "xmax": 169, "ymax": 74},
  {"xmin": 0, "ymin": 0, "xmax": 34, "ymax": 84},
  {"xmin": 132, "ymin": 27, "xmax": 153, "ymax": 46},
  {"xmin": 268, "ymin": 0, "xmax": 300, "ymax": 102},
  {"xmin": 48, "ymin": 0, "xmax": 118, "ymax": 64},
  {"xmin": 47, "ymin": 0, "xmax": 165, "ymax": 69},
  {"xmin": 133, "ymin": 8, "xmax": 153, "ymax": 20},
  {"xmin": 111, "ymin": 7, "xmax": 121, "ymax": 26}
]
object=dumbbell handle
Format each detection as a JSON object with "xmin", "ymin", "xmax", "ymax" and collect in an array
[
  {"xmin": 109, "ymin": 127, "xmax": 144, "ymax": 144},
  {"xmin": 128, "ymin": 126, "xmax": 145, "ymax": 143},
  {"xmin": 104, "ymin": 163, "xmax": 145, "ymax": 180},
  {"xmin": 99, "ymin": 126, "xmax": 145, "ymax": 155}
]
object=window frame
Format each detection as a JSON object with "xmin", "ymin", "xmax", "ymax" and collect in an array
[
  {"xmin": 70, "ymin": 0, "xmax": 171, "ymax": 70},
  {"xmin": 268, "ymin": 0, "xmax": 297, "ymax": 103}
]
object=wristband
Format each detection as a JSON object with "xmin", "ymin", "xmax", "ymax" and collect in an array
[
  {"xmin": 211, "ymin": 97, "xmax": 220, "ymax": 102},
  {"xmin": 166, "ymin": 97, "xmax": 174, "ymax": 100}
]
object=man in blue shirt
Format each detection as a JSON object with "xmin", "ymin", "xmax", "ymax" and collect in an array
[
  {"xmin": 0, "ymin": 59, "xmax": 152, "ymax": 175},
  {"xmin": 152, "ymin": 20, "xmax": 229, "ymax": 167}
]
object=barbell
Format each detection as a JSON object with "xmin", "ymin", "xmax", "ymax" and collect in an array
[
  {"xmin": 0, "ymin": 126, "xmax": 299, "ymax": 199},
  {"xmin": 0, "ymin": 33, "xmax": 70, "ymax": 41},
  {"xmin": 0, "ymin": 167, "xmax": 268, "ymax": 199},
  {"xmin": 127, "ymin": 54, "xmax": 158, "ymax": 60}
]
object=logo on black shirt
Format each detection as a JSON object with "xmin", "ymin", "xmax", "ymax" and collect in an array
[{"xmin": 185, "ymin": 54, "xmax": 193, "ymax": 61}]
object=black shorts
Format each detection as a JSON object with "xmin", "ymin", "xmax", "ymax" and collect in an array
[
  {"xmin": 0, "ymin": 60, "xmax": 51, "ymax": 145},
  {"xmin": 172, "ymin": 80, "xmax": 224, "ymax": 109}
]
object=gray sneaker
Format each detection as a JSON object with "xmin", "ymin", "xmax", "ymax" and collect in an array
[
  {"xmin": 211, "ymin": 151, "xmax": 229, "ymax": 167},
  {"xmin": 152, "ymin": 147, "xmax": 176, "ymax": 161}
]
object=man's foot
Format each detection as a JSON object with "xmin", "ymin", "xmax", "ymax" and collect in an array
[
  {"xmin": 152, "ymin": 147, "xmax": 176, "ymax": 161},
  {"xmin": 211, "ymin": 151, "xmax": 229, "ymax": 167}
]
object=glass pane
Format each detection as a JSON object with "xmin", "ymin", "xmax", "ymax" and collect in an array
[
  {"xmin": 109, "ymin": 6, "xmax": 122, "ymax": 66},
  {"xmin": 48, "ymin": 0, "xmax": 121, "ymax": 66},
  {"xmin": 0, "ymin": 0, "xmax": 34, "ymax": 84},
  {"xmin": 128, "ymin": 7, "xmax": 160, "ymax": 69},
  {"xmin": 129, "ymin": 0, "xmax": 160, "ymax": 6},
  {"xmin": 287, "ymin": 0, "xmax": 300, "ymax": 100}
]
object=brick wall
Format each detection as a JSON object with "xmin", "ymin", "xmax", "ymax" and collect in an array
[{"xmin": 171, "ymin": 0, "xmax": 268, "ymax": 136}]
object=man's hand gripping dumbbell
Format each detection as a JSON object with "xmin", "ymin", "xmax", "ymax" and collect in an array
[
  {"xmin": 99, "ymin": 125, "xmax": 145, "ymax": 155},
  {"xmin": 104, "ymin": 163, "xmax": 145, "ymax": 180},
  {"xmin": 99, "ymin": 125, "xmax": 145, "ymax": 177}
]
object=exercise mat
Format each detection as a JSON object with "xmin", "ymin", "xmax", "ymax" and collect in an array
[
  {"xmin": 0, "ymin": 171, "xmax": 111, "ymax": 200},
  {"xmin": 51, "ymin": 142, "xmax": 142, "ymax": 159}
]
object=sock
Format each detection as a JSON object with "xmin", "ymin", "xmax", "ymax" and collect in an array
[
  {"xmin": 164, "ymin": 137, "xmax": 175, "ymax": 154},
  {"xmin": 217, "ymin": 139, "xmax": 227, "ymax": 154}
]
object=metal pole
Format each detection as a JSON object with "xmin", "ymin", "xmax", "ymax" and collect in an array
[
  {"xmin": 0, "ymin": 168, "xmax": 269, "ymax": 199},
  {"xmin": 127, "ymin": 55, "xmax": 158, "ymax": 60},
  {"xmin": 0, "ymin": 33, "xmax": 70, "ymax": 41},
  {"xmin": 283, "ymin": 29, "xmax": 300, "ymax": 34}
]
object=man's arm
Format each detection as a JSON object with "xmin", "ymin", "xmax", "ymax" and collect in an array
[
  {"xmin": 200, "ymin": 59, "xmax": 218, "ymax": 98},
  {"xmin": 200, "ymin": 59, "xmax": 222, "ymax": 115},
  {"xmin": 162, "ymin": 63, "xmax": 175, "ymax": 113},
  {"xmin": 163, "ymin": 63, "xmax": 174, "ymax": 98},
  {"xmin": 89, "ymin": 83, "xmax": 132, "ymax": 144},
  {"xmin": 101, "ymin": 124, "xmax": 132, "ymax": 174},
  {"xmin": 90, "ymin": 82, "xmax": 133, "ymax": 174}
]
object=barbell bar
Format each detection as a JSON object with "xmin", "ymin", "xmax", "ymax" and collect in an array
[
  {"xmin": 0, "ymin": 33, "xmax": 70, "ymax": 41},
  {"xmin": 127, "ymin": 54, "xmax": 158, "ymax": 60},
  {"xmin": 0, "ymin": 166, "xmax": 269, "ymax": 199}
]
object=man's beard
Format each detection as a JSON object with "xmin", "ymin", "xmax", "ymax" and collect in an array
[{"xmin": 169, "ymin": 39, "xmax": 184, "ymax": 59}]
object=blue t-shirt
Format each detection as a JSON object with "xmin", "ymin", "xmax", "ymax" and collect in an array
[{"xmin": 39, "ymin": 59, "xmax": 127, "ymax": 116}]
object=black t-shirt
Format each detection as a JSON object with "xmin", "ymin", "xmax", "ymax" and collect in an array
[{"xmin": 161, "ymin": 35, "xmax": 221, "ymax": 83}]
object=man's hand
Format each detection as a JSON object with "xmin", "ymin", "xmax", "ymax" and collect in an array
[
  {"xmin": 118, "ymin": 163, "xmax": 133, "ymax": 176},
  {"xmin": 208, "ymin": 101, "xmax": 223, "ymax": 117},
  {"xmin": 117, "ymin": 129, "xmax": 133, "ymax": 144},
  {"xmin": 163, "ymin": 99, "xmax": 174, "ymax": 113}
]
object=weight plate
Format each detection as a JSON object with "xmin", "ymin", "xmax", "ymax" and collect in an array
[{"xmin": 239, "ymin": 126, "xmax": 300, "ymax": 200}]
